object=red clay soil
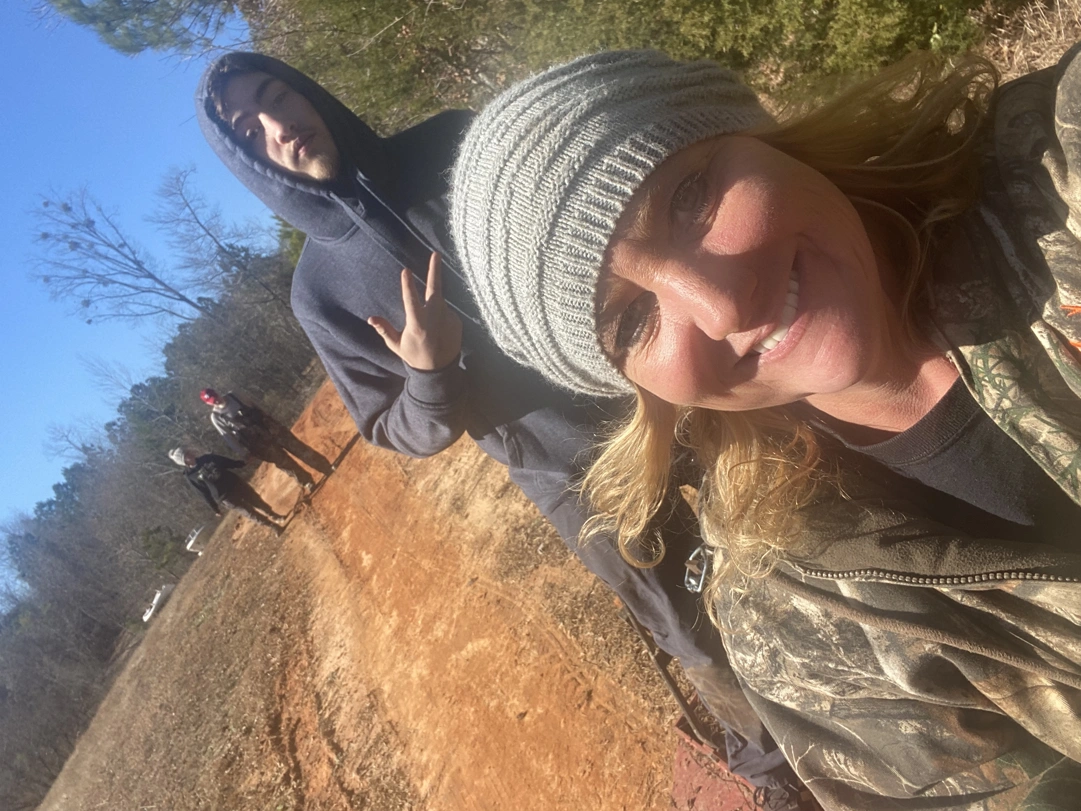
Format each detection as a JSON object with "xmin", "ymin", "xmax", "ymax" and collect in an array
[{"xmin": 38, "ymin": 381, "xmax": 756, "ymax": 811}]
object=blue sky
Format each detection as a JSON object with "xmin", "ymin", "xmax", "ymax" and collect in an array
[{"xmin": 1, "ymin": 3, "xmax": 272, "ymax": 522}]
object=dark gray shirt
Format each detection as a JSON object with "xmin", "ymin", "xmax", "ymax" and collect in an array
[{"xmin": 810, "ymin": 378, "xmax": 1081, "ymax": 547}]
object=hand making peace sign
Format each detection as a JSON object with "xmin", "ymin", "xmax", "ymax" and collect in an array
[{"xmin": 367, "ymin": 252, "xmax": 463, "ymax": 371}]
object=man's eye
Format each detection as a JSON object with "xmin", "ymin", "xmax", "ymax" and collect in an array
[
  {"xmin": 272, "ymin": 89, "xmax": 288, "ymax": 108},
  {"xmin": 670, "ymin": 171, "xmax": 712, "ymax": 229},
  {"xmin": 241, "ymin": 123, "xmax": 262, "ymax": 143},
  {"xmin": 614, "ymin": 292, "xmax": 658, "ymax": 353}
]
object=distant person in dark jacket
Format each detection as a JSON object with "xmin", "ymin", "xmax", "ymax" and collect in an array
[
  {"xmin": 200, "ymin": 387, "xmax": 333, "ymax": 493},
  {"xmin": 169, "ymin": 447, "xmax": 287, "ymax": 531},
  {"xmin": 194, "ymin": 53, "xmax": 808, "ymax": 805}
]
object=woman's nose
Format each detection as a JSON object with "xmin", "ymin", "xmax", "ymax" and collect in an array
[{"xmin": 660, "ymin": 259, "xmax": 749, "ymax": 342}]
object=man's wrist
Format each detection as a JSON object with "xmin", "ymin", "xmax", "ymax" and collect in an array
[{"xmin": 404, "ymin": 357, "xmax": 465, "ymax": 405}]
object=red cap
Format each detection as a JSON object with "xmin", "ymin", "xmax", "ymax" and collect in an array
[{"xmin": 200, "ymin": 388, "xmax": 219, "ymax": 404}]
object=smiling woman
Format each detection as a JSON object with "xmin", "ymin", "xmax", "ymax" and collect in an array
[
  {"xmin": 452, "ymin": 48, "xmax": 1081, "ymax": 810},
  {"xmin": 599, "ymin": 134, "xmax": 903, "ymax": 415}
]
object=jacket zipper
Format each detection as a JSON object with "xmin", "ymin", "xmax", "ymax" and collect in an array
[{"xmin": 792, "ymin": 565, "xmax": 1081, "ymax": 586}]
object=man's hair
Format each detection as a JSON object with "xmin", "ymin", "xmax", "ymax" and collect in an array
[{"xmin": 206, "ymin": 61, "xmax": 262, "ymax": 122}]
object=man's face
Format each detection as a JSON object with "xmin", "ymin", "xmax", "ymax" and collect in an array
[{"xmin": 220, "ymin": 71, "xmax": 341, "ymax": 182}]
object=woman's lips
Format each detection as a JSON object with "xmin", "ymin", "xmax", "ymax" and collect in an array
[{"xmin": 751, "ymin": 267, "xmax": 799, "ymax": 354}]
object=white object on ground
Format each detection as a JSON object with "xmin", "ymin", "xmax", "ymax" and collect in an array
[{"xmin": 142, "ymin": 584, "xmax": 176, "ymax": 623}]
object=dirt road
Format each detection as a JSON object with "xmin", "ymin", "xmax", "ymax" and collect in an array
[{"xmin": 39, "ymin": 381, "xmax": 755, "ymax": 810}]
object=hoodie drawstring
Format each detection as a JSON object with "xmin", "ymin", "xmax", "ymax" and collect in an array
[{"xmin": 328, "ymin": 184, "xmax": 484, "ymax": 329}]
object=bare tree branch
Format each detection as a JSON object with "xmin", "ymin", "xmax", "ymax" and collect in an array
[
  {"xmin": 32, "ymin": 189, "xmax": 217, "ymax": 324},
  {"xmin": 150, "ymin": 168, "xmax": 287, "ymax": 308},
  {"xmin": 44, "ymin": 418, "xmax": 107, "ymax": 463}
]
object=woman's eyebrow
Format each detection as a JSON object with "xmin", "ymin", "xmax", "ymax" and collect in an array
[
  {"xmin": 593, "ymin": 272, "xmax": 623, "ymax": 355},
  {"xmin": 623, "ymin": 184, "xmax": 660, "ymax": 242}
]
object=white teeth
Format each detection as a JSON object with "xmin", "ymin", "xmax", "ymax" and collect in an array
[{"xmin": 752, "ymin": 271, "xmax": 799, "ymax": 355}]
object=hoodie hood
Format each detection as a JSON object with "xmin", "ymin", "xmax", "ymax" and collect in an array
[{"xmin": 196, "ymin": 52, "xmax": 453, "ymax": 242}]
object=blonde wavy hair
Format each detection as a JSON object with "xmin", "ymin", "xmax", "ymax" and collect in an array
[{"xmin": 581, "ymin": 51, "xmax": 998, "ymax": 616}]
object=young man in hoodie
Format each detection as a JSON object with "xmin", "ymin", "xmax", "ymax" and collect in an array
[{"xmin": 195, "ymin": 54, "xmax": 810, "ymax": 808}]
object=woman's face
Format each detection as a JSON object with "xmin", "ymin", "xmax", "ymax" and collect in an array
[{"xmin": 596, "ymin": 135, "xmax": 898, "ymax": 412}]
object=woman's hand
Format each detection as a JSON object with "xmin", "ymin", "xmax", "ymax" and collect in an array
[{"xmin": 368, "ymin": 252, "xmax": 463, "ymax": 371}]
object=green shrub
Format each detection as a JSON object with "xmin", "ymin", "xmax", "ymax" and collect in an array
[
  {"xmin": 250, "ymin": 0, "xmax": 998, "ymax": 130},
  {"xmin": 141, "ymin": 525, "xmax": 185, "ymax": 572}
]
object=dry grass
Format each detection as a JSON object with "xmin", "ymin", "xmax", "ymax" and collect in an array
[{"xmin": 980, "ymin": 0, "xmax": 1081, "ymax": 79}]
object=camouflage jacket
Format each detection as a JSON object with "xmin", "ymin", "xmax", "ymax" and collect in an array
[{"xmin": 715, "ymin": 47, "xmax": 1081, "ymax": 810}]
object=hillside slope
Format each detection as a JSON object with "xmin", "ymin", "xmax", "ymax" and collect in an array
[{"xmin": 39, "ymin": 381, "xmax": 752, "ymax": 810}]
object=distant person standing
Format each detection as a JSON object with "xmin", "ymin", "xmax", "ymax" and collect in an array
[
  {"xmin": 200, "ymin": 388, "xmax": 333, "ymax": 493},
  {"xmin": 169, "ymin": 447, "xmax": 288, "ymax": 531}
]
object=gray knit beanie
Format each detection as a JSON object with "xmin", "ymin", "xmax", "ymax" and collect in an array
[{"xmin": 451, "ymin": 50, "xmax": 770, "ymax": 397}]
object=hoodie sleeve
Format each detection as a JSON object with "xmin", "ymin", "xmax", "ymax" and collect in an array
[
  {"xmin": 206, "ymin": 454, "xmax": 247, "ymax": 471},
  {"xmin": 298, "ymin": 302, "xmax": 469, "ymax": 458}
]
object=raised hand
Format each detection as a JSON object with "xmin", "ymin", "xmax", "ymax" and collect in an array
[{"xmin": 368, "ymin": 252, "xmax": 463, "ymax": 371}]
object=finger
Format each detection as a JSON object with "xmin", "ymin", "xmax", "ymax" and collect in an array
[
  {"xmin": 400, "ymin": 267, "xmax": 423, "ymax": 323},
  {"xmin": 424, "ymin": 252, "xmax": 443, "ymax": 303},
  {"xmin": 367, "ymin": 316, "xmax": 403, "ymax": 353}
]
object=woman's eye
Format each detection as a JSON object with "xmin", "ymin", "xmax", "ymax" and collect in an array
[
  {"xmin": 272, "ymin": 90, "xmax": 288, "ymax": 108},
  {"xmin": 670, "ymin": 171, "xmax": 712, "ymax": 230},
  {"xmin": 614, "ymin": 292, "xmax": 658, "ymax": 353},
  {"xmin": 243, "ymin": 124, "xmax": 262, "ymax": 143}
]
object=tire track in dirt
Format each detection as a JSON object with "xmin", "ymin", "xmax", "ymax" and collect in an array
[{"xmin": 290, "ymin": 419, "xmax": 679, "ymax": 810}]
